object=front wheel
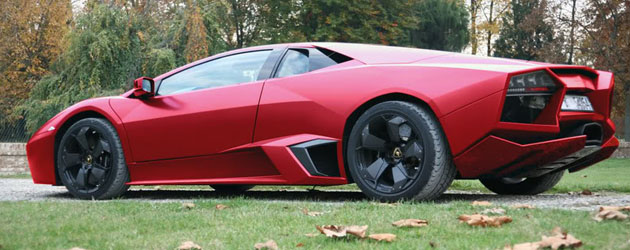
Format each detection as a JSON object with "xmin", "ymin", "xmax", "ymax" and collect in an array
[
  {"xmin": 57, "ymin": 118, "xmax": 129, "ymax": 199},
  {"xmin": 479, "ymin": 171, "xmax": 564, "ymax": 195},
  {"xmin": 346, "ymin": 101, "xmax": 456, "ymax": 202}
]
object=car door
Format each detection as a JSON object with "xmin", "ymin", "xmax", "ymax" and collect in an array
[{"xmin": 110, "ymin": 50, "xmax": 275, "ymax": 162}]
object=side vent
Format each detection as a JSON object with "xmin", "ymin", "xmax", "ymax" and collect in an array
[{"xmin": 290, "ymin": 139, "xmax": 340, "ymax": 177}]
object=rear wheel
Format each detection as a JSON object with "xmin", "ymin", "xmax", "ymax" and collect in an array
[
  {"xmin": 480, "ymin": 171, "xmax": 564, "ymax": 195},
  {"xmin": 57, "ymin": 118, "xmax": 129, "ymax": 199},
  {"xmin": 211, "ymin": 185, "xmax": 255, "ymax": 193},
  {"xmin": 346, "ymin": 101, "xmax": 456, "ymax": 202}
]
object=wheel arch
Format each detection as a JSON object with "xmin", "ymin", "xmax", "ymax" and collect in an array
[
  {"xmin": 341, "ymin": 92, "xmax": 444, "ymax": 183},
  {"xmin": 53, "ymin": 110, "xmax": 110, "ymax": 185}
]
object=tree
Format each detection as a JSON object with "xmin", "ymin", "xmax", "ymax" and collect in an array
[
  {"xmin": 579, "ymin": 0, "xmax": 630, "ymax": 141},
  {"xmin": 297, "ymin": 0, "xmax": 416, "ymax": 45},
  {"xmin": 408, "ymin": 0, "xmax": 470, "ymax": 51},
  {"xmin": 0, "ymin": 0, "xmax": 72, "ymax": 139},
  {"xmin": 477, "ymin": 0, "xmax": 510, "ymax": 56},
  {"xmin": 18, "ymin": 3, "xmax": 144, "ymax": 133},
  {"xmin": 184, "ymin": 0, "xmax": 209, "ymax": 62},
  {"xmin": 493, "ymin": 0, "xmax": 556, "ymax": 61},
  {"xmin": 469, "ymin": 0, "xmax": 482, "ymax": 54}
]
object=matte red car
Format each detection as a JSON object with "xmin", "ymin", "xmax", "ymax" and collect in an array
[{"xmin": 26, "ymin": 43, "xmax": 619, "ymax": 201}]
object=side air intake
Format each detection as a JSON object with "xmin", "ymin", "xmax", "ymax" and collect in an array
[{"xmin": 290, "ymin": 139, "xmax": 340, "ymax": 177}]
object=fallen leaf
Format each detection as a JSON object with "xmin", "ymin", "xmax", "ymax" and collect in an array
[
  {"xmin": 481, "ymin": 207, "xmax": 506, "ymax": 215},
  {"xmin": 392, "ymin": 219, "xmax": 428, "ymax": 228},
  {"xmin": 177, "ymin": 241, "xmax": 202, "ymax": 250},
  {"xmin": 302, "ymin": 208, "xmax": 324, "ymax": 216},
  {"xmin": 581, "ymin": 175, "xmax": 587, "ymax": 178},
  {"xmin": 154, "ymin": 185, "xmax": 162, "ymax": 190},
  {"xmin": 505, "ymin": 227, "xmax": 582, "ymax": 250},
  {"xmin": 472, "ymin": 200, "xmax": 492, "ymax": 206},
  {"xmin": 581, "ymin": 189, "xmax": 593, "ymax": 195},
  {"xmin": 594, "ymin": 209, "xmax": 628, "ymax": 221},
  {"xmin": 511, "ymin": 204, "xmax": 535, "ymax": 209},
  {"xmin": 316, "ymin": 225, "xmax": 368, "ymax": 238},
  {"xmin": 215, "ymin": 204, "xmax": 228, "ymax": 210},
  {"xmin": 296, "ymin": 243, "xmax": 304, "ymax": 247},
  {"xmin": 304, "ymin": 233, "xmax": 319, "ymax": 237},
  {"xmin": 181, "ymin": 203, "xmax": 195, "ymax": 209},
  {"xmin": 539, "ymin": 232, "xmax": 582, "ymax": 249},
  {"xmin": 368, "ymin": 233, "xmax": 396, "ymax": 242},
  {"xmin": 458, "ymin": 214, "xmax": 512, "ymax": 227},
  {"xmin": 599, "ymin": 206, "xmax": 630, "ymax": 212},
  {"xmin": 254, "ymin": 240, "xmax": 278, "ymax": 250}
]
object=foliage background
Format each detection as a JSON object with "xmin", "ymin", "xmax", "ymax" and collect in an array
[{"xmin": 0, "ymin": 0, "xmax": 629, "ymax": 141}]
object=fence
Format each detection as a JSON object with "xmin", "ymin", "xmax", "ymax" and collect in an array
[{"xmin": 0, "ymin": 118, "xmax": 30, "ymax": 143}]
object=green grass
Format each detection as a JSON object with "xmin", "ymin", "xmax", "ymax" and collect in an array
[
  {"xmin": 1, "ymin": 199, "xmax": 629, "ymax": 249},
  {"xmin": 450, "ymin": 158, "xmax": 630, "ymax": 194},
  {"xmin": 0, "ymin": 173, "xmax": 31, "ymax": 179}
]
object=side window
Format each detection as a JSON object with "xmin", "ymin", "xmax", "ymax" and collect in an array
[
  {"xmin": 276, "ymin": 49, "xmax": 309, "ymax": 78},
  {"xmin": 158, "ymin": 50, "xmax": 272, "ymax": 95},
  {"xmin": 275, "ymin": 48, "xmax": 351, "ymax": 78}
]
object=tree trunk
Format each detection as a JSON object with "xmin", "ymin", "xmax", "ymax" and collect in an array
[
  {"xmin": 625, "ymin": 88, "xmax": 630, "ymax": 142},
  {"xmin": 487, "ymin": 0, "xmax": 494, "ymax": 56},
  {"xmin": 471, "ymin": 0, "xmax": 478, "ymax": 55},
  {"xmin": 567, "ymin": 0, "xmax": 577, "ymax": 64}
]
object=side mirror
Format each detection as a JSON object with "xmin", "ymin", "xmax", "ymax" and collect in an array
[{"xmin": 133, "ymin": 77, "xmax": 155, "ymax": 98}]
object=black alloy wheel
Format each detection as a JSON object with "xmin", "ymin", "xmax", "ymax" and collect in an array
[
  {"xmin": 57, "ymin": 118, "xmax": 129, "ymax": 199},
  {"xmin": 347, "ymin": 101, "xmax": 456, "ymax": 202},
  {"xmin": 354, "ymin": 114, "xmax": 424, "ymax": 193}
]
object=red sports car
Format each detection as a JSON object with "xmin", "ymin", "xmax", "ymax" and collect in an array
[{"xmin": 26, "ymin": 43, "xmax": 619, "ymax": 201}]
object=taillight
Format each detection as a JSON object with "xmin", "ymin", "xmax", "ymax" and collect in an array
[
  {"xmin": 507, "ymin": 70, "xmax": 556, "ymax": 95},
  {"xmin": 501, "ymin": 71, "xmax": 557, "ymax": 123}
]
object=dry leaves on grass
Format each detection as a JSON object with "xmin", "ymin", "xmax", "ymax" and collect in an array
[
  {"xmin": 472, "ymin": 200, "xmax": 492, "ymax": 206},
  {"xmin": 599, "ymin": 206, "xmax": 630, "ymax": 212},
  {"xmin": 505, "ymin": 227, "xmax": 582, "ymax": 250},
  {"xmin": 254, "ymin": 240, "xmax": 278, "ymax": 250},
  {"xmin": 215, "ymin": 204, "xmax": 228, "ymax": 210},
  {"xmin": 316, "ymin": 225, "xmax": 368, "ymax": 238},
  {"xmin": 392, "ymin": 219, "xmax": 429, "ymax": 228},
  {"xmin": 458, "ymin": 214, "xmax": 512, "ymax": 227},
  {"xmin": 177, "ymin": 241, "xmax": 202, "ymax": 250},
  {"xmin": 368, "ymin": 233, "xmax": 397, "ymax": 242},
  {"xmin": 302, "ymin": 208, "xmax": 324, "ymax": 216},
  {"xmin": 181, "ymin": 203, "xmax": 196, "ymax": 209},
  {"xmin": 594, "ymin": 206, "xmax": 630, "ymax": 221},
  {"xmin": 481, "ymin": 208, "xmax": 506, "ymax": 215},
  {"xmin": 594, "ymin": 209, "xmax": 628, "ymax": 221},
  {"xmin": 511, "ymin": 204, "xmax": 535, "ymax": 209},
  {"xmin": 581, "ymin": 189, "xmax": 593, "ymax": 195}
]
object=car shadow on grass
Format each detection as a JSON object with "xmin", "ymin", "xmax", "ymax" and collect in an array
[{"xmin": 45, "ymin": 189, "xmax": 519, "ymax": 203}]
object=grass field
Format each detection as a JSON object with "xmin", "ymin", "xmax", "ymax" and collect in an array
[
  {"xmin": 1, "ymin": 200, "xmax": 629, "ymax": 249},
  {"xmin": 1, "ymin": 159, "xmax": 629, "ymax": 249}
]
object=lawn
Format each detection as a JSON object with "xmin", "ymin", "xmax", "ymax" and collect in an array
[
  {"xmin": 0, "ymin": 159, "xmax": 629, "ymax": 249},
  {"xmin": 1, "ymin": 199, "xmax": 629, "ymax": 249}
]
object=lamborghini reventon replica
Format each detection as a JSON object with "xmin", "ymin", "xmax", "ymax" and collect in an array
[{"xmin": 26, "ymin": 43, "xmax": 619, "ymax": 200}]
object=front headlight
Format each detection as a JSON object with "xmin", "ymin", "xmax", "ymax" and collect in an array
[{"xmin": 561, "ymin": 95, "xmax": 594, "ymax": 112}]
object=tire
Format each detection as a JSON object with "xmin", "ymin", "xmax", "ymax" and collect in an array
[
  {"xmin": 57, "ymin": 118, "xmax": 129, "ymax": 199},
  {"xmin": 480, "ymin": 171, "xmax": 564, "ymax": 195},
  {"xmin": 211, "ymin": 185, "xmax": 255, "ymax": 193},
  {"xmin": 346, "ymin": 101, "xmax": 456, "ymax": 202}
]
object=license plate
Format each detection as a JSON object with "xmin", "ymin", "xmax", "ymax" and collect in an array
[{"xmin": 561, "ymin": 95, "xmax": 594, "ymax": 112}]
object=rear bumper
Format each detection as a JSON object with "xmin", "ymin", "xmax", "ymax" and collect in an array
[{"xmin": 454, "ymin": 128, "xmax": 619, "ymax": 178}]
